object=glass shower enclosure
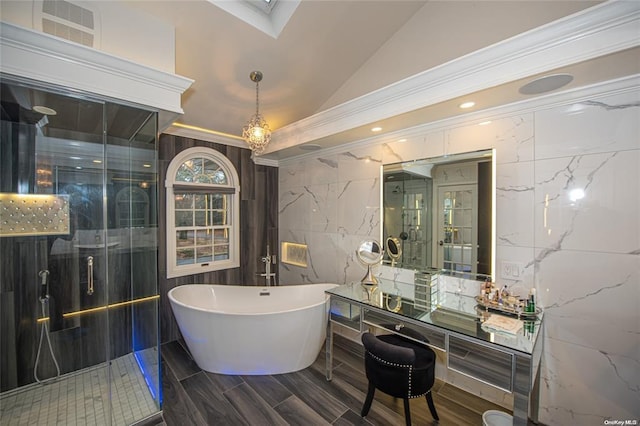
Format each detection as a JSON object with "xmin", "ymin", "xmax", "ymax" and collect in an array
[{"xmin": 0, "ymin": 76, "xmax": 161, "ymax": 424}]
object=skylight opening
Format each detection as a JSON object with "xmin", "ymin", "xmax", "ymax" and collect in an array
[
  {"xmin": 247, "ymin": 0, "xmax": 278, "ymax": 15},
  {"xmin": 208, "ymin": 0, "xmax": 298, "ymax": 39}
]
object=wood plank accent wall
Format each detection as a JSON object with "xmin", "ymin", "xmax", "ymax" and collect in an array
[{"xmin": 158, "ymin": 134, "xmax": 278, "ymax": 344}]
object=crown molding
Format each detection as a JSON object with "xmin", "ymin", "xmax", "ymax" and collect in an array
[
  {"xmin": 163, "ymin": 125, "xmax": 247, "ymax": 149},
  {"xmin": 267, "ymin": 0, "xmax": 640, "ymax": 154},
  {"xmin": 251, "ymin": 155, "xmax": 279, "ymax": 167},
  {"xmin": 0, "ymin": 21, "xmax": 193, "ymax": 115},
  {"xmin": 278, "ymin": 74, "xmax": 640, "ymax": 167}
]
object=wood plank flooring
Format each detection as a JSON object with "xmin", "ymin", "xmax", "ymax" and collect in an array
[{"xmin": 158, "ymin": 335, "xmax": 510, "ymax": 426}]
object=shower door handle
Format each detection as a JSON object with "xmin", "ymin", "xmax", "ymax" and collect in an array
[{"xmin": 87, "ymin": 256, "xmax": 94, "ymax": 295}]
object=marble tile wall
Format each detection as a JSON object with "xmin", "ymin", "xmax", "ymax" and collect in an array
[{"xmin": 278, "ymin": 85, "xmax": 640, "ymax": 425}]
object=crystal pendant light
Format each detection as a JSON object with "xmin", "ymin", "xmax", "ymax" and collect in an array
[{"xmin": 242, "ymin": 71, "xmax": 271, "ymax": 156}]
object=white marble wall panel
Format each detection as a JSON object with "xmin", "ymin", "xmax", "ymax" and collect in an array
[
  {"xmin": 307, "ymin": 183, "xmax": 338, "ymax": 233},
  {"xmin": 279, "ymin": 154, "xmax": 339, "ymax": 190},
  {"xmin": 536, "ymin": 250, "xmax": 639, "ymax": 423},
  {"xmin": 381, "ymin": 131, "xmax": 445, "ymax": 164},
  {"xmin": 540, "ymin": 337, "xmax": 639, "ymax": 425},
  {"xmin": 535, "ymin": 91, "xmax": 640, "ymax": 160},
  {"xmin": 535, "ymin": 249, "xmax": 639, "ymax": 355},
  {"xmin": 496, "ymin": 161, "xmax": 535, "ymax": 248},
  {"xmin": 279, "ymin": 187, "xmax": 310, "ymax": 231},
  {"xmin": 279, "ymin": 157, "xmax": 307, "ymax": 191},
  {"xmin": 336, "ymin": 178, "xmax": 380, "ymax": 237},
  {"xmin": 305, "ymin": 231, "xmax": 341, "ymax": 284},
  {"xmin": 277, "ymin": 83, "xmax": 640, "ymax": 425},
  {"xmin": 446, "ymin": 114, "xmax": 534, "ymax": 163},
  {"xmin": 531, "ymin": 90, "xmax": 640, "ymax": 425},
  {"xmin": 337, "ymin": 144, "xmax": 382, "ymax": 183},
  {"xmin": 534, "ymin": 150, "xmax": 639, "ymax": 254},
  {"xmin": 306, "ymin": 154, "xmax": 340, "ymax": 185}
]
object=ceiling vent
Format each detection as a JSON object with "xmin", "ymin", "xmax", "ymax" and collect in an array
[{"xmin": 35, "ymin": 0, "xmax": 98, "ymax": 48}]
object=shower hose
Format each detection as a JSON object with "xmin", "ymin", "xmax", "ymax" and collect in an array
[{"xmin": 34, "ymin": 297, "xmax": 61, "ymax": 384}]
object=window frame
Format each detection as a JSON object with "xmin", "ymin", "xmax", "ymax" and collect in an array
[
  {"xmin": 165, "ymin": 147, "xmax": 240, "ymax": 278},
  {"xmin": 116, "ymin": 186, "xmax": 150, "ymax": 228}
]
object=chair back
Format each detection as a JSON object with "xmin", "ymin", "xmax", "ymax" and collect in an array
[{"xmin": 361, "ymin": 332, "xmax": 435, "ymax": 398}]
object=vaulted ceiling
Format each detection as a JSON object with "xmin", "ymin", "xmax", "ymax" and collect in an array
[{"xmin": 121, "ymin": 1, "xmax": 638, "ymax": 160}]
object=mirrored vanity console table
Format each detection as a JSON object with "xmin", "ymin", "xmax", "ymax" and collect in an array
[{"xmin": 325, "ymin": 280, "xmax": 543, "ymax": 426}]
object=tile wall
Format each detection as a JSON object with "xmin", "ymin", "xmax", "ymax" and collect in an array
[{"xmin": 278, "ymin": 82, "xmax": 640, "ymax": 425}]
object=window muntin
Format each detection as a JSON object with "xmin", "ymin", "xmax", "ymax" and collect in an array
[
  {"xmin": 166, "ymin": 148, "xmax": 239, "ymax": 278},
  {"xmin": 175, "ymin": 157, "xmax": 228, "ymax": 184},
  {"xmin": 174, "ymin": 192, "xmax": 231, "ymax": 265}
]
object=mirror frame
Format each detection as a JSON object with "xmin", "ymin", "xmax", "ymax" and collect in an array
[
  {"xmin": 356, "ymin": 239, "xmax": 383, "ymax": 285},
  {"xmin": 385, "ymin": 236, "xmax": 402, "ymax": 267},
  {"xmin": 381, "ymin": 149, "xmax": 495, "ymax": 281}
]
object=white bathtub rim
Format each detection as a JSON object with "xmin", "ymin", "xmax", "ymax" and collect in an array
[{"xmin": 168, "ymin": 283, "xmax": 338, "ymax": 316}]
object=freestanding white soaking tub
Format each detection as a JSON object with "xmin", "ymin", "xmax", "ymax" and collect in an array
[{"xmin": 168, "ymin": 283, "xmax": 338, "ymax": 375}]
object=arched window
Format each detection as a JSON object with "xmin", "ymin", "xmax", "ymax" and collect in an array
[
  {"xmin": 116, "ymin": 186, "xmax": 149, "ymax": 228},
  {"xmin": 165, "ymin": 147, "xmax": 240, "ymax": 278}
]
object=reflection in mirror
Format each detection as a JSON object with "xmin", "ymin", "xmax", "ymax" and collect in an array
[
  {"xmin": 356, "ymin": 239, "xmax": 383, "ymax": 286},
  {"xmin": 383, "ymin": 149, "xmax": 494, "ymax": 280},
  {"xmin": 385, "ymin": 236, "xmax": 402, "ymax": 267}
]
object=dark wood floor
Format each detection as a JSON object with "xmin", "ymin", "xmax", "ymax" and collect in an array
[{"xmin": 157, "ymin": 334, "xmax": 508, "ymax": 425}]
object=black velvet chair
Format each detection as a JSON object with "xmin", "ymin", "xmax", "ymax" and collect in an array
[{"xmin": 361, "ymin": 332, "xmax": 439, "ymax": 425}]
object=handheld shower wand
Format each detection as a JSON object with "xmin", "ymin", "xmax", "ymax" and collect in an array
[
  {"xmin": 39, "ymin": 269, "xmax": 50, "ymax": 301},
  {"xmin": 34, "ymin": 269, "xmax": 60, "ymax": 384}
]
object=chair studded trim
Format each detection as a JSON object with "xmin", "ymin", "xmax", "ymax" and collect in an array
[
  {"xmin": 366, "ymin": 351, "xmax": 418, "ymax": 398},
  {"xmin": 409, "ymin": 389, "xmax": 432, "ymax": 399}
]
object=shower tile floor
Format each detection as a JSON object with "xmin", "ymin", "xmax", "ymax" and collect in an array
[{"xmin": 0, "ymin": 350, "xmax": 159, "ymax": 426}]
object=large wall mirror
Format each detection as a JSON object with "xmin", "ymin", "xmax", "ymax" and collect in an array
[{"xmin": 382, "ymin": 149, "xmax": 495, "ymax": 280}]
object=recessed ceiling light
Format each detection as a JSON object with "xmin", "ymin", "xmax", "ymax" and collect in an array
[
  {"xmin": 143, "ymin": 163, "xmax": 152, "ymax": 168},
  {"xmin": 459, "ymin": 101, "xmax": 475, "ymax": 109},
  {"xmin": 478, "ymin": 121, "xmax": 492, "ymax": 126},
  {"xmin": 70, "ymin": 156, "xmax": 82, "ymax": 160},
  {"xmin": 75, "ymin": 166, "xmax": 83, "ymax": 170},
  {"xmin": 519, "ymin": 74, "xmax": 574, "ymax": 95},
  {"xmin": 371, "ymin": 127, "xmax": 382, "ymax": 132},
  {"xmin": 32, "ymin": 105, "xmax": 57, "ymax": 115},
  {"xmin": 398, "ymin": 139, "xmax": 407, "ymax": 142},
  {"xmin": 92, "ymin": 160, "xmax": 102, "ymax": 164}
]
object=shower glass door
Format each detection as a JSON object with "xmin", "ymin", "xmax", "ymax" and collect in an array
[{"xmin": 0, "ymin": 76, "xmax": 160, "ymax": 424}]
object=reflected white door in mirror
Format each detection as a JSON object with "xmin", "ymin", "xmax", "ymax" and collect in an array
[{"xmin": 382, "ymin": 149, "xmax": 495, "ymax": 282}]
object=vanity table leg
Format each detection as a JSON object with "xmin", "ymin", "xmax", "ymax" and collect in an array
[
  {"xmin": 530, "ymin": 360, "xmax": 542, "ymax": 424},
  {"xmin": 513, "ymin": 355, "xmax": 534, "ymax": 426},
  {"xmin": 326, "ymin": 320, "xmax": 334, "ymax": 381}
]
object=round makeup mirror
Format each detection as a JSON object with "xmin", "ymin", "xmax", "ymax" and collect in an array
[
  {"xmin": 356, "ymin": 239, "xmax": 383, "ymax": 286},
  {"xmin": 385, "ymin": 236, "xmax": 402, "ymax": 267}
]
